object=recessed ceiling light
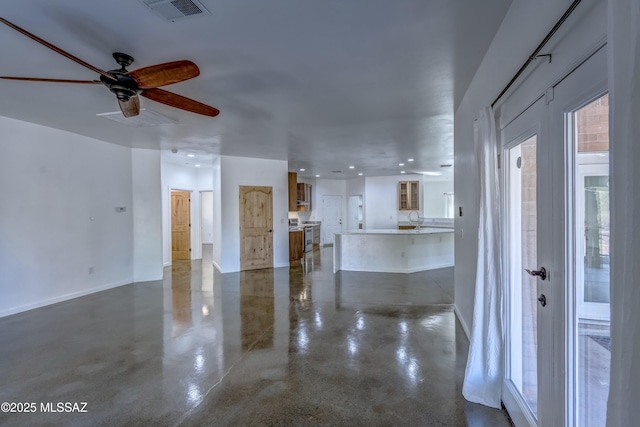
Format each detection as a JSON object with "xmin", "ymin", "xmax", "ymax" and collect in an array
[
  {"xmin": 195, "ymin": 164, "xmax": 201, "ymax": 167},
  {"xmin": 422, "ymin": 171, "xmax": 442, "ymax": 176},
  {"xmin": 187, "ymin": 154, "xmax": 195, "ymax": 158},
  {"xmin": 315, "ymin": 174, "xmax": 320, "ymax": 178},
  {"xmin": 358, "ymin": 172, "xmax": 363, "ymax": 176},
  {"xmin": 408, "ymin": 158, "xmax": 414, "ymax": 162},
  {"xmin": 349, "ymin": 165, "xmax": 355, "ymax": 169},
  {"xmin": 400, "ymin": 171, "xmax": 406, "ymax": 174},
  {"xmin": 300, "ymin": 168, "xmax": 305, "ymax": 172},
  {"xmin": 399, "ymin": 163, "xmax": 405, "ymax": 166}
]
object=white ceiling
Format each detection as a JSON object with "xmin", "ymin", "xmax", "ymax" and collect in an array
[{"xmin": 0, "ymin": 0, "xmax": 511, "ymax": 179}]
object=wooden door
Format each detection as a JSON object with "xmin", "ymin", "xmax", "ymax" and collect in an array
[
  {"xmin": 171, "ymin": 191, "xmax": 191, "ymax": 260},
  {"xmin": 240, "ymin": 186, "xmax": 273, "ymax": 271}
]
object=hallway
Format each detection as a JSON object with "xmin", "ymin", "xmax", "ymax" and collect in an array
[{"xmin": 0, "ymin": 246, "xmax": 511, "ymax": 426}]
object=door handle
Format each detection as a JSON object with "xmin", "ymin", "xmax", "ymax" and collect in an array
[{"xmin": 525, "ymin": 267, "xmax": 547, "ymax": 280}]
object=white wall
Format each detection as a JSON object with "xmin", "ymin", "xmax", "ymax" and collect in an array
[
  {"xmin": 212, "ymin": 157, "xmax": 222, "ymax": 271},
  {"xmin": 0, "ymin": 117, "xmax": 134, "ymax": 317},
  {"xmin": 453, "ymin": 0, "xmax": 606, "ymax": 329},
  {"xmin": 160, "ymin": 157, "xmax": 213, "ymax": 265},
  {"xmin": 201, "ymin": 191, "xmax": 213, "ymax": 244},
  {"xmin": 217, "ymin": 156, "xmax": 289, "ymax": 272},
  {"xmin": 364, "ymin": 174, "xmax": 423, "ymax": 229},
  {"xmin": 422, "ymin": 179, "xmax": 453, "ymax": 218},
  {"xmin": 132, "ymin": 149, "xmax": 163, "ymax": 282}
]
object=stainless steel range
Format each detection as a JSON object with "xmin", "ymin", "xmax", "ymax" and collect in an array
[{"xmin": 303, "ymin": 226, "xmax": 313, "ymax": 253}]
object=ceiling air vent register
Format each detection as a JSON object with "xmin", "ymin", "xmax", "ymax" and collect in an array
[{"xmin": 140, "ymin": 0, "xmax": 211, "ymax": 22}]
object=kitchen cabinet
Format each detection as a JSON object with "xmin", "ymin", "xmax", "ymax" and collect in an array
[
  {"xmin": 398, "ymin": 181, "xmax": 419, "ymax": 210},
  {"xmin": 296, "ymin": 183, "xmax": 312, "ymax": 211},
  {"xmin": 289, "ymin": 230, "xmax": 304, "ymax": 261},
  {"xmin": 288, "ymin": 172, "xmax": 298, "ymax": 211}
]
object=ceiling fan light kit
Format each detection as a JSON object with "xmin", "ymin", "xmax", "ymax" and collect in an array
[{"xmin": 0, "ymin": 17, "xmax": 219, "ymax": 118}]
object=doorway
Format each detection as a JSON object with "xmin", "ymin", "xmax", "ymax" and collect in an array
[
  {"xmin": 239, "ymin": 186, "xmax": 273, "ymax": 271},
  {"xmin": 171, "ymin": 190, "xmax": 191, "ymax": 260},
  {"xmin": 322, "ymin": 195, "xmax": 342, "ymax": 245},
  {"xmin": 500, "ymin": 46, "xmax": 609, "ymax": 427}
]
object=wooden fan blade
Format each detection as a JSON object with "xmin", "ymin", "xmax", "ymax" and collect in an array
[
  {"xmin": 0, "ymin": 17, "xmax": 116, "ymax": 82},
  {"xmin": 141, "ymin": 88, "xmax": 219, "ymax": 117},
  {"xmin": 128, "ymin": 61, "xmax": 200, "ymax": 89},
  {"xmin": 118, "ymin": 95, "xmax": 140, "ymax": 118},
  {"xmin": 0, "ymin": 76, "xmax": 101, "ymax": 84}
]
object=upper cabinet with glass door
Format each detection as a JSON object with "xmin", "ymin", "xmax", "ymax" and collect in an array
[{"xmin": 398, "ymin": 181, "xmax": 419, "ymax": 210}]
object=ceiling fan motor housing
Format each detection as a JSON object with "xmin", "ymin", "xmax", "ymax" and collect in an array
[{"xmin": 101, "ymin": 70, "xmax": 138, "ymax": 101}]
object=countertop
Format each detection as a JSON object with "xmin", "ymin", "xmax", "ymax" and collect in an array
[
  {"xmin": 336, "ymin": 227, "xmax": 453, "ymax": 236},
  {"xmin": 289, "ymin": 227, "xmax": 304, "ymax": 232}
]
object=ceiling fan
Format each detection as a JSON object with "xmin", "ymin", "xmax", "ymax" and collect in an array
[{"xmin": 0, "ymin": 17, "xmax": 219, "ymax": 118}]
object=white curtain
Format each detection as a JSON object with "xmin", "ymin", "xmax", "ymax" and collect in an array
[
  {"xmin": 606, "ymin": 1, "xmax": 640, "ymax": 426},
  {"xmin": 462, "ymin": 106, "xmax": 503, "ymax": 408}
]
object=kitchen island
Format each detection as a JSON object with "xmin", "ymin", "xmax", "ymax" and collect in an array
[{"xmin": 333, "ymin": 228, "xmax": 454, "ymax": 273}]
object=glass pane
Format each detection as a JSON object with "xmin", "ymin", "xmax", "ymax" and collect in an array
[
  {"xmin": 573, "ymin": 94, "xmax": 610, "ymax": 427},
  {"xmin": 508, "ymin": 135, "xmax": 538, "ymax": 417},
  {"xmin": 583, "ymin": 175, "xmax": 609, "ymax": 304}
]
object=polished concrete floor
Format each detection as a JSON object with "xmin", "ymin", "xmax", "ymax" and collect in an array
[{"xmin": 0, "ymin": 246, "xmax": 512, "ymax": 426}]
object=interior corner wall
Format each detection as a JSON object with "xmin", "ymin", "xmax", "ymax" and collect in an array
[
  {"xmin": 132, "ymin": 148, "xmax": 163, "ymax": 282},
  {"xmin": 212, "ymin": 157, "xmax": 222, "ymax": 271},
  {"xmin": 0, "ymin": 116, "xmax": 134, "ymax": 317},
  {"xmin": 453, "ymin": 0, "xmax": 606, "ymax": 329},
  {"xmin": 422, "ymin": 179, "xmax": 453, "ymax": 218},
  {"xmin": 219, "ymin": 156, "xmax": 289, "ymax": 273}
]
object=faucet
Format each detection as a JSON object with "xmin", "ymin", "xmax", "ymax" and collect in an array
[{"xmin": 408, "ymin": 210, "xmax": 421, "ymax": 229}]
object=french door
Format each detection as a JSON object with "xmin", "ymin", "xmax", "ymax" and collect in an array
[{"xmin": 500, "ymin": 45, "xmax": 609, "ymax": 427}]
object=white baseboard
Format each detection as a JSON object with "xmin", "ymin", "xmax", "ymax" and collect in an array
[
  {"xmin": 133, "ymin": 275, "xmax": 163, "ymax": 283},
  {"xmin": 163, "ymin": 261, "xmax": 171, "ymax": 267},
  {"xmin": 337, "ymin": 262, "xmax": 454, "ymax": 274},
  {"xmin": 212, "ymin": 260, "xmax": 223, "ymax": 273},
  {"xmin": 202, "ymin": 241, "xmax": 213, "ymax": 245},
  {"xmin": 0, "ymin": 278, "xmax": 133, "ymax": 319},
  {"xmin": 453, "ymin": 304, "xmax": 471, "ymax": 340}
]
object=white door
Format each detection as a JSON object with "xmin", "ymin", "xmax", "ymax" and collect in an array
[
  {"xmin": 500, "ymin": 46, "xmax": 608, "ymax": 427},
  {"xmin": 322, "ymin": 195, "xmax": 342, "ymax": 245},
  {"xmin": 348, "ymin": 195, "xmax": 361, "ymax": 230},
  {"xmin": 500, "ymin": 96, "xmax": 548, "ymax": 427},
  {"xmin": 548, "ymin": 46, "xmax": 609, "ymax": 427}
]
